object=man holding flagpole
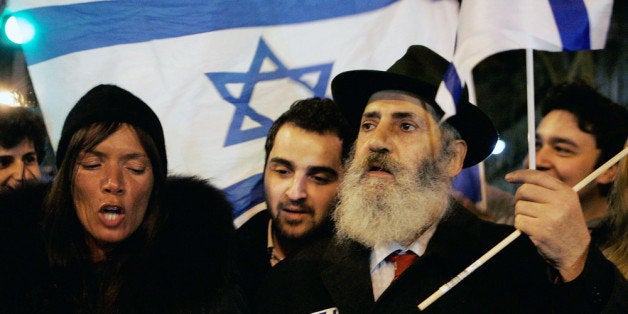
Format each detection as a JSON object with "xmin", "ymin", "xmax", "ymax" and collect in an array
[
  {"xmin": 253, "ymin": 45, "xmax": 626, "ymax": 313},
  {"xmin": 486, "ymin": 82, "xmax": 627, "ymax": 230},
  {"xmin": 526, "ymin": 82, "xmax": 627, "ymax": 225},
  {"xmin": 509, "ymin": 82, "xmax": 628, "ymax": 276}
]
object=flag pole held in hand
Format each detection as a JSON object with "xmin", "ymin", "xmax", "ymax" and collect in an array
[{"xmin": 418, "ymin": 147, "xmax": 628, "ymax": 311}]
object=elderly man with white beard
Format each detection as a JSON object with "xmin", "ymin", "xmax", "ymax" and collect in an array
[{"xmin": 253, "ymin": 46, "xmax": 627, "ymax": 314}]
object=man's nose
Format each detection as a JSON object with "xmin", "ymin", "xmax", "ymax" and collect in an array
[
  {"xmin": 285, "ymin": 175, "xmax": 307, "ymax": 201},
  {"xmin": 12, "ymin": 161, "xmax": 27, "ymax": 180},
  {"xmin": 366, "ymin": 126, "xmax": 391, "ymax": 154}
]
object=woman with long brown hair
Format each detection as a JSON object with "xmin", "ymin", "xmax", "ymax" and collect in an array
[{"xmin": 1, "ymin": 85, "xmax": 246, "ymax": 313}]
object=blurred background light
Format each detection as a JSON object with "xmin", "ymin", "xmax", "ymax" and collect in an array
[
  {"xmin": 492, "ymin": 139, "xmax": 506, "ymax": 155},
  {"xmin": 0, "ymin": 90, "xmax": 19, "ymax": 106},
  {"xmin": 3, "ymin": 15, "xmax": 35, "ymax": 45}
]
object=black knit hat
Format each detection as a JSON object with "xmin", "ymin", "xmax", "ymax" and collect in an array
[
  {"xmin": 331, "ymin": 45, "xmax": 498, "ymax": 168},
  {"xmin": 56, "ymin": 84, "xmax": 167, "ymax": 174}
]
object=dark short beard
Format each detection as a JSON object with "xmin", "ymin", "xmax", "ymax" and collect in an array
[{"xmin": 272, "ymin": 217, "xmax": 334, "ymax": 254}]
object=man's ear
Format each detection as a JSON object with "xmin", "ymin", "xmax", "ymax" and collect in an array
[
  {"xmin": 596, "ymin": 163, "xmax": 619, "ymax": 185},
  {"xmin": 446, "ymin": 139, "xmax": 467, "ymax": 177}
]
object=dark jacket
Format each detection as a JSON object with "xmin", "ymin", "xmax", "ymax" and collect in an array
[
  {"xmin": 236, "ymin": 209, "xmax": 336, "ymax": 305},
  {"xmin": 254, "ymin": 202, "xmax": 627, "ymax": 313},
  {"xmin": 236, "ymin": 210, "xmax": 273, "ymax": 303},
  {"xmin": 0, "ymin": 176, "xmax": 247, "ymax": 313}
]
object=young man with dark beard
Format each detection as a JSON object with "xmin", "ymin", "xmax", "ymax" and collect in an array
[
  {"xmin": 254, "ymin": 46, "xmax": 627, "ymax": 313},
  {"xmin": 235, "ymin": 97, "xmax": 353, "ymax": 303}
]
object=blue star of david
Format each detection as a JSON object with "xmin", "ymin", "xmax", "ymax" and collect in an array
[{"xmin": 206, "ymin": 38, "xmax": 333, "ymax": 146}]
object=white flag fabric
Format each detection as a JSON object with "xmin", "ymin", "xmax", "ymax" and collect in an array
[
  {"xmin": 434, "ymin": 0, "xmax": 613, "ymax": 212},
  {"xmin": 9, "ymin": 0, "xmax": 459, "ymax": 226},
  {"xmin": 435, "ymin": 0, "xmax": 614, "ymax": 121}
]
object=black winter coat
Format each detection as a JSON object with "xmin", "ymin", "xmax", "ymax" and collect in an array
[
  {"xmin": 0, "ymin": 176, "xmax": 247, "ymax": 313},
  {"xmin": 254, "ymin": 203, "xmax": 627, "ymax": 314}
]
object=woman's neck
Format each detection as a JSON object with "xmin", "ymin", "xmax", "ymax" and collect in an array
[{"xmin": 86, "ymin": 235, "xmax": 114, "ymax": 262}]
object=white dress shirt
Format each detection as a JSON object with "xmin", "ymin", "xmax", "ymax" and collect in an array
[{"xmin": 369, "ymin": 222, "xmax": 439, "ymax": 300}]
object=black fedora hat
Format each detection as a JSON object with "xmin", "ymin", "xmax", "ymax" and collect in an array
[{"xmin": 331, "ymin": 45, "xmax": 498, "ymax": 168}]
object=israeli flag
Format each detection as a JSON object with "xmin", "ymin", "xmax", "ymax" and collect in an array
[
  {"xmin": 435, "ymin": 0, "xmax": 612, "ymax": 214},
  {"xmin": 435, "ymin": 0, "xmax": 613, "ymax": 121},
  {"xmin": 9, "ymin": 0, "xmax": 459, "ymax": 226}
]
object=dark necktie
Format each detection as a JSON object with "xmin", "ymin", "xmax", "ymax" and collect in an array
[{"xmin": 387, "ymin": 251, "xmax": 418, "ymax": 281}]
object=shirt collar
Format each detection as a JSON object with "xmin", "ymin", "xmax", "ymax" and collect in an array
[
  {"xmin": 266, "ymin": 219, "xmax": 274, "ymax": 251},
  {"xmin": 267, "ymin": 219, "xmax": 284, "ymax": 266},
  {"xmin": 369, "ymin": 221, "xmax": 439, "ymax": 272}
]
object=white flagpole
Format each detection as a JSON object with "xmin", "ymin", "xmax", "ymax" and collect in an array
[
  {"xmin": 418, "ymin": 147, "xmax": 628, "ymax": 311},
  {"xmin": 526, "ymin": 48, "xmax": 536, "ymax": 170}
]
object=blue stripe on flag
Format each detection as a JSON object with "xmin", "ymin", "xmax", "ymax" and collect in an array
[
  {"xmin": 443, "ymin": 64, "xmax": 462, "ymax": 108},
  {"xmin": 15, "ymin": 0, "xmax": 399, "ymax": 64},
  {"xmin": 224, "ymin": 173, "xmax": 265, "ymax": 218},
  {"xmin": 548, "ymin": 0, "xmax": 591, "ymax": 50}
]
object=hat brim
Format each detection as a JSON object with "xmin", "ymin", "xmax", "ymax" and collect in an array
[{"xmin": 332, "ymin": 70, "xmax": 497, "ymax": 168}]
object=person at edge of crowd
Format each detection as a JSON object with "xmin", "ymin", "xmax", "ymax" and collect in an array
[
  {"xmin": 530, "ymin": 82, "xmax": 627, "ymax": 226},
  {"xmin": 0, "ymin": 84, "xmax": 247, "ymax": 313},
  {"xmin": 0, "ymin": 105, "xmax": 47, "ymax": 192},
  {"xmin": 598, "ymin": 139, "xmax": 628, "ymax": 278},
  {"xmin": 484, "ymin": 81, "xmax": 628, "ymax": 227},
  {"xmin": 236, "ymin": 97, "xmax": 353, "ymax": 302},
  {"xmin": 253, "ymin": 45, "xmax": 627, "ymax": 313}
]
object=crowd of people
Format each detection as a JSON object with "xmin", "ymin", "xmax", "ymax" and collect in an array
[{"xmin": 0, "ymin": 45, "xmax": 626, "ymax": 313}]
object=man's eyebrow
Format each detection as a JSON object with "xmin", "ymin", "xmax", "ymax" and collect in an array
[
  {"xmin": 362, "ymin": 111, "xmax": 381, "ymax": 119},
  {"xmin": 537, "ymin": 135, "xmax": 579, "ymax": 148},
  {"xmin": 548, "ymin": 137, "xmax": 579, "ymax": 148},
  {"xmin": 391, "ymin": 112, "xmax": 419, "ymax": 120},
  {"xmin": 268, "ymin": 157, "xmax": 293, "ymax": 168}
]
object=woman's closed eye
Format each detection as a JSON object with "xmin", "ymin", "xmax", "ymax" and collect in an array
[{"xmin": 125, "ymin": 162, "xmax": 148, "ymax": 174}]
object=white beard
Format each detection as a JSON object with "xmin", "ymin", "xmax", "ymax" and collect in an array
[{"xmin": 333, "ymin": 151, "xmax": 452, "ymax": 248}]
